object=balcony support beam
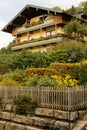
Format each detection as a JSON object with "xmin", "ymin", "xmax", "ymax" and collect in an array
[
  {"xmin": 55, "ymin": 24, "xmax": 57, "ymax": 34},
  {"xmin": 16, "ymin": 36, "xmax": 18, "ymax": 44},
  {"xmin": 40, "ymin": 28, "xmax": 43, "ymax": 38}
]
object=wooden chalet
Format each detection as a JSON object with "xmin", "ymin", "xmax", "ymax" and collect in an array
[{"xmin": 2, "ymin": 4, "xmax": 87, "ymax": 52}]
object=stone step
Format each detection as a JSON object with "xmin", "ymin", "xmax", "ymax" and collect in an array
[
  {"xmin": 72, "ymin": 121, "xmax": 87, "ymax": 130},
  {"xmin": 0, "ymin": 121, "xmax": 42, "ymax": 130},
  {"xmin": 83, "ymin": 114, "xmax": 87, "ymax": 120},
  {"xmin": 1, "ymin": 112, "xmax": 73, "ymax": 130},
  {"xmin": 85, "ymin": 127, "xmax": 87, "ymax": 130}
]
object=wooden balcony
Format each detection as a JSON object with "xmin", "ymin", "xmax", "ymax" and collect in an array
[
  {"xmin": 18, "ymin": 18, "xmax": 54, "ymax": 34},
  {"xmin": 11, "ymin": 35, "xmax": 63, "ymax": 50}
]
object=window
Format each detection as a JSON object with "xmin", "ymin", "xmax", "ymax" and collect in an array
[
  {"xmin": 46, "ymin": 30, "xmax": 56, "ymax": 37},
  {"xmin": 51, "ymin": 30, "xmax": 56, "ymax": 36},
  {"xmin": 28, "ymin": 35, "xmax": 32, "ymax": 41},
  {"xmin": 17, "ymin": 37, "xmax": 20, "ymax": 42},
  {"xmin": 46, "ymin": 31, "xmax": 51, "ymax": 37}
]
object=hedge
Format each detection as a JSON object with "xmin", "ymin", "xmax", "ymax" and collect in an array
[
  {"xmin": 26, "ymin": 61, "xmax": 87, "ymax": 81},
  {"xmin": 26, "ymin": 68, "xmax": 57, "ymax": 77},
  {"xmin": 50, "ymin": 61, "xmax": 87, "ymax": 80}
]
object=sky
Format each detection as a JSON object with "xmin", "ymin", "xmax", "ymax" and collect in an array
[{"xmin": 0, "ymin": 0, "xmax": 86, "ymax": 49}]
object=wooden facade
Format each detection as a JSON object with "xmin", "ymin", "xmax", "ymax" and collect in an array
[{"xmin": 2, "ymin": 4, "xmax": 87, "ymax": 52}]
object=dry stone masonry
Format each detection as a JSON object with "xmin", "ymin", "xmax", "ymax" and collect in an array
[{"xmin": 0, "ymin": 104, "xmax": 86, "ymax": 130}]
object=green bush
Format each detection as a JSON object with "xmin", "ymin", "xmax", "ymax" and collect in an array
[
  {"xmin": 0, "ymin": 78, "xmax": 20, "ymax": 86},
  {"xmin": 26, "ymin": 68, "xmax": 57, "ymax": 77},
  {"xmin": 0, "ymin": 75, "xmax": 3, "ymax": 82},
  {"xmin": 47, "ymin": 40, "xmax": 87, "ymax": 63},
  {"xmin": 38, "ymin": 76, "xmax": 57, "ymax": 87},
  {"xmin": 0, "ymin": 70, "xmax": 27, "ymax": 86},
  {"xmin": 48, "ymin": 49, "xmax": 68, "ymax": 63},
  {"xmin": 25, "ymin": 76, "xmax": 38, "ymax": 86},
  {"xmin": 78, "ymin": 62, "xmax": 86, "ymax": 85},
  {"xmin": 13, "ymin": 95, "xmax": 38, "ymax": 115},
  {"xmin": 50, "ymin": 62, "xmax": 79, "ymax": 78},
  {"xmin": 50, "ymin": 61, "xmax": 87, "ymax": 81},
  {"xmin": 0, "ymin": 64, "xmax": 8, "ymax": 74}
]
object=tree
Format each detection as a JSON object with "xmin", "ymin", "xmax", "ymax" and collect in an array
[
  {"xmin": 52, "ymin": 6, "xmax": 62, "ymax": 11},
  {"xmin": 83, "ymin": 1, "xmax": 87, "ymax": 13},
  {"xmin": 77, "ymin": 1, "xmax": 87, "ymax": 14},
  {"xmin": 78, "ymin": 23, "xmax": 87, "ymax": 37},
  {"xmin": 64, "ymin": 19, "xmax": 87, "ymax": 39},
  {"xmin": 66, "ymin": 1, "xmax": 87, "ymax": 14},
  {"xmin": 66, "ymin": 5, "xmax": 77, "ymax": 15}
]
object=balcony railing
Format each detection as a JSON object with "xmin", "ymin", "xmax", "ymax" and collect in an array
[
  {"xmin": 18, "ymin": 18, "xmax": 54, "ymax": 34},
  {"xmin": 11, "ymin": 35, "xmax": 63, "ymax": 50}
]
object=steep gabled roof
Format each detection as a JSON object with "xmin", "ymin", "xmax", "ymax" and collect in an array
[{"xmin": 2, "ymin": 4, "xmax": 72, "ymax": 33}]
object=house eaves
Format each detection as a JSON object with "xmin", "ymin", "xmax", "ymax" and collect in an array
[{"xmin": 2, "ymin": 4, "xmax": 63, "ymax": 33}]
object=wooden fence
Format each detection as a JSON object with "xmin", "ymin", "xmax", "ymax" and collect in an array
[{"xmin": 0, "ymin": 86, "xmax": 87, "ymax": 111}]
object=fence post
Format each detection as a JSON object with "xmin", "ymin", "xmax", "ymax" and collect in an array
[
  {"xmin": 4, "ymin": 86, "xmax": 8, "ymax": 102},
  {"xmin": 68, "ymin": 87, "xmax": 71, "ymax": 130},
  {"xmin": 84, "ymin": 85, "xmax": 87, "ymax": 109}
]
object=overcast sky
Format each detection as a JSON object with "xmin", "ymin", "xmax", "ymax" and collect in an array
[{"xmin": 0, "ymin": 0, "xmax": 86, "ymax": 49}]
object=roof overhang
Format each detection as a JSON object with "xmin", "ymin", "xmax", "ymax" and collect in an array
[
  {"xmin": 2, "ymin": 4, "xmax": 63, "ymax": 33},
  {"xmin": 2, "ymin": 4, "xmax": 86, "ymax": 34}
]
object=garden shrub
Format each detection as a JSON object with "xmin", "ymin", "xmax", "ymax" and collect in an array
[
  {"xmin": 0, "ymin": 78, "xmax": 20, "ymax": 86},
  {"xmin": 50, "ymin": 62, "xmax": 79, "ymax": 78},
  {"xmin": 83, "ymin": 60, "xmax": 87, "ymax": 78},
  {"xmin": 6, "ymin": 69, "xmax": 27, "ymax": 83},
  {"xmin": 0, "ymin": 75, "xmax": 3, "ymax": 81},
  {"xmin": 26, "ymin": 68, "xmax": 57, "ymax": 77},
  {"xmin": 13, "ymin": 95, "xmax": 38, "ymax": 115},
  {"xmin": 51, "ymin": 75, "xmax": 78, "ymax": 87},
  {"xmin": 25, "ymin": 76, "xmax": 38, "ymax": 86},
  {"xmin": 50, "ymin": 61, "xmax": 87, "ymax": 82},
  {"xmin": 78, "ymin": 62, "xmax": 86, "ymax": 85},
  {"xmin": 47, "ymin": 40, "xmax": 87, "ymax": 63},
  {"xmin": 38, "ymin": 76, "xmax": 57, "ymax": 87},
  {"xmin": 0, "ymin": 64, "xmax": 8, "ymax": 74},
  {"xmin": 48, "ymin": 49, "xmax": 68, "ymax": 63},
  {"xmin": 0, "ymin": 70, "xmax": 27, "ymax": 86}
]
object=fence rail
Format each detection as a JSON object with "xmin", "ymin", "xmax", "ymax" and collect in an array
[{"xmin": 0, "ymin": 86, "xmax": 87, "ymax": 111}]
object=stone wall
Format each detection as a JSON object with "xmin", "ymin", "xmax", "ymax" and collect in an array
[
  {"xmin": 0, "ymin": 111, "xmax": 71, "ymax": 130},
  {"xmin": 0, "ymin": 104, "xmax": 86, "ymax": 130}
]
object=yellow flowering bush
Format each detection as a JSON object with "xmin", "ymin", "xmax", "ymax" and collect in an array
[{"xmin": 51, "ymin": 75, "xmax": 78, "ymax": 87}]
